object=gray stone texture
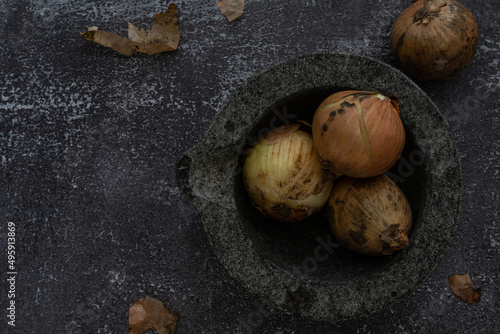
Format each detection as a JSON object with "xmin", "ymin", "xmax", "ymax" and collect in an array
[
  {"xmin": 178, "ymin": 52, "xmax": 462, "ymax": 322},
  {"xmin": 0, "ymin": 0, "xmax": 499, "ymax": 333}
]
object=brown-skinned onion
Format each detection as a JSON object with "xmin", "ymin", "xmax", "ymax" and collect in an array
[
  {"xmin": 312, "ymin": 90, "xmax": 405, "ymax": 179},
  {"xmin": 326, "ymin": 174, "xmax": 413, "ymax": 256},
  {"xmin": 391, "ymin": 0, "xmax": 478, "ymax": 80}
]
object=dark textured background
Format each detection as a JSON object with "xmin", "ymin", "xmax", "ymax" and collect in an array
[{"xmin": 0, "ymin": 0, "xmax": 498, "ymax": 333}]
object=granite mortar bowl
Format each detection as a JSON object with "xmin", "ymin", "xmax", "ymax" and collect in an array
[{"xmin": 175, "ymin": 53, "xmax": 462, "ymax": 322}]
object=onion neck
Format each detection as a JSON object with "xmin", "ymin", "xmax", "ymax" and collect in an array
[
  {"xmin": 379, "ymin": 224, "xmax": 409, "ymax": 255},
  {"xmin": 320, "ymin": 160, "xmax": 341, "ymax": 181},
  {"xmin": 413, "ymin": 0, "xmax": 447, "ymax": 25}
]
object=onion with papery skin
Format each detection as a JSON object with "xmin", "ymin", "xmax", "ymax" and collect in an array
[
  {"xmin": 312, "ymin": 90, "xmax": 405, "ymax": 179},
  {"xmin": 326, "ymin": 174, "xmax": 413, "ymax": 256},
  {"xmin": 391, "ymin": 0, "xmax": 478, "ymax": 80},
  {"xmin": 242, "ymin": 123, "xmax": 334, "ymax": 222}
]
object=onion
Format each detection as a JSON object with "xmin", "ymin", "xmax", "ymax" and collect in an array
[
  {"xmin": 391, "ymin": 0, "xmax": 478, "ymax": 80},
  {"xmin": 326, "ymin": 174, "xmax": 413, "ymax": 256},
  {"xmin": 242, "ymin": 123, "xmax": 334, "ymax": 222},
  {"xmin": 312, "ymin": 90, "xmax": 405, "ymax": 179}
]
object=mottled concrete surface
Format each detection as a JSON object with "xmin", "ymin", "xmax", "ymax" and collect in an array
[{"xmin": 0, "ymin": 0, "xmax": 498, "ymax": 333}]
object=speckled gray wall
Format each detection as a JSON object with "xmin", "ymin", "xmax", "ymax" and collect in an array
[{"xmin": 0, "ymin": 0, "xmax": 499, "ymax": 333}]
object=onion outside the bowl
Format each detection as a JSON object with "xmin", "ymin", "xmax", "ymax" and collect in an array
[
  {"xmin": 326, "ymin": 174, "xmax": 413, "ymax": 256},
  {"xmin": 312, "ymin": 90, "xmax": 406, "ymax": 179},
  {"xmin": 390, "ymin": 0, "xmax": 478, "ymax": 80},
  {"xmin": 242, "ymin": 123, "xmax": 334, "ymax": 222}
]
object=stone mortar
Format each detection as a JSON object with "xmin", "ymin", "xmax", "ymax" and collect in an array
[{"xmin": 175, "ymin": 52, "xmax": 462, "ymax": 322}]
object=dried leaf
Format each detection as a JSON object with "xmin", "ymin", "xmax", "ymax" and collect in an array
[
  {"xmin": 218, "ymin": 0, "xmax": 245, "ymax": 22},
  {"xmin": 79, "ymin": 3, "xmax": 179, "ymax": 56},
  {"xmin": 129, "ymin": 295, "xmax": 179, "ymax": 334},
  {"xmin": 448, "ymin": 273, "xmax": 481, "ymax": 304},
  {"xmin": 129, "ymin": 299, "xmax": 154, "ymax": 334},
  {"xmin": 128, "ymin": 23, "xmax": 148, "ymax": 44}
]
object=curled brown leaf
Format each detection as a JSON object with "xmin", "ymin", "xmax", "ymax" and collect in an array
[
  {"xmin": 217, "ymin": 0, "xmax": 245, "ymax": 22},
  {"xmin": 448, "ymin": 273, "xmax": 481, "ymax": 304},
  {"xmin": 79, "ymin": 3, "xmax": 179, "ymax": 56},
  {"xmin": 129, "ymin": 295, "xmax": 179, "ymax": 334}
]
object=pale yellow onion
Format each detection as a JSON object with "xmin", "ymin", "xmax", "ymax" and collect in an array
[
  {"xmin": 327, "ymin": 174, "xmax": 413, "ymax": 256},
  {"xmin": 312, "ymin": 90, "xmax": 405, "ymax": 179},
  {"xmin": 242, "ymin": 123, "xmax": 334, "ymax": 222}
]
